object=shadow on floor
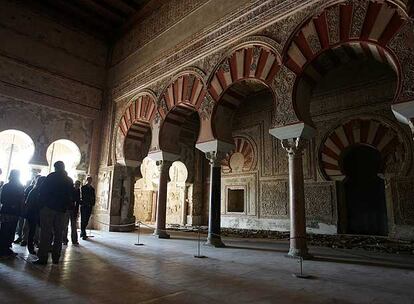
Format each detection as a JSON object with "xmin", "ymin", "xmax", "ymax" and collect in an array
[{"xmin": 311, "ymin": 255, "xmax": 414, "ymax": 271}]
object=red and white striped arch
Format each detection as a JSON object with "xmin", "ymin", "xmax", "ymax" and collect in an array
[
  {"xmin": 118, "ymin": 93, "xmax": 157, "ymax": 138},
  {"xmin": 285, "ymin": 0, "xmax": 406, "ymax": 77},
  {"xmin": 209, "ymin": 44, "xmax": 281, "ymax": 101},
  {"xmin": 159, "ymin": 72, "xmax": 206, "ymax": 117},
  {"xmin": 320, "ymin": 118, "xmax": 405, "ymax": 181},
  {"xmin": 222, "ymin": 136, "xmax": 256, "ymax": 173}
]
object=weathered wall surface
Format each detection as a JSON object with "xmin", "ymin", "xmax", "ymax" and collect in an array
[
  {"xmin": 0, "ymin": 96, "xmax": 93, "ymax": 170},
  {"xmin": 0, "ymin": 1, "xmax": 108, "ymax": 177}
]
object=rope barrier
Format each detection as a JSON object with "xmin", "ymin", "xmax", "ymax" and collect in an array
[{"xmin": 93, "ymin": 219, "xmax": 209, "ymax": 258}]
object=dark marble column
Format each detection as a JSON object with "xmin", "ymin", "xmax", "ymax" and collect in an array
[
  {"xmin": 282, "ymin": 138, "xmax": 311, "ymax": 259},
  {"xmin": 205, "ymin": 152, "xmax": 225, "ymax": 247},
  {"xmin": 154, "ymin": 160, "xmax": 172, "ymax": 239}
]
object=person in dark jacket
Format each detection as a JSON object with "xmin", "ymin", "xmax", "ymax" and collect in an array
[
  {"xmin": 14, "ymin": 176, "xmax": 38, "ymax": 245},
  {"xmin": 80, "ymin": 176, "xmax": 95, "ymax": 240},
  {"xmin": 63, "ymin": 180, "xmax": 81, "ymax": 245},
  {"xmin": 19, "ymin": 175, "xmax": 41, "ymax": 246},
  {"xmin": 24, "ymin": 176, "xmax": 46, "ymax": 254},
  {"xmin": 0, "ymin": 170, "xmax": 24, "ymax": 257},
  {"xmin": 34, "ymin": 161, "xmax": 73, "ymax": 265}
]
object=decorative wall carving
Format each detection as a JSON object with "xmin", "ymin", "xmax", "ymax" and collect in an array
[
  {"xmin": 112, "ymin": 0, "xmax": 210, "ymax": 65},
  {"xmin": 388, "ymin": 21, "xmax": 414, "ymax": 102},
  {"xmin": 96, "ymin": 169, "xmax": 112, "ymax": 211},
  {"xmin": 304, "ymin": 182, "xmax": 336, "ymax": 225},
  {"xmin": 111, "ymin": 0, "xmax": 313, "ymax": 101},
  {"xmin": 390, "ymin": 176, "xmax": 414, "ymax": 226},
  {"xmin": 259, "ymin": 181, "xmax": 288, "ymax": 217},
  {"xmin": 222, "ymin": 136, "xmax": 257, "ymax": 173}
]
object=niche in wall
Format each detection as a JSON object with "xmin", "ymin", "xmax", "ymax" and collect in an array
[{"xmin": 227, "ymin": 187, "xmax": 245, "ymax": 213}]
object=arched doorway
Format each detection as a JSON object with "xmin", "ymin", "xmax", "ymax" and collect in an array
[
  {"xmin": 341, "ymin": 145, "xmax": 388, "ymax": 236},
  {"xmin": 134, "ymin": 157, "xmax": 159, "ymax": 223},
  {"xmin": 167, "ymin": 160, "xmax": 189, "ymax": 225},
  {"xmin": 0, "ymin": 129, "xmax": 35, "ymax": 185},
  {"xmin": 46, "ymin": 139, "xmax": 82, "ymax": 181}
]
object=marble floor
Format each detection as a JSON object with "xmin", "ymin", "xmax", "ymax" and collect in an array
[{"xmin": 0, "ymin": 228, "xmax": 413, "ymax": 304}]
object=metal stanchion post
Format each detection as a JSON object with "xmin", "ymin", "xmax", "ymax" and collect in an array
[
  {"xmin": 134, "ymin": 221, "xmax": 144, "ymax": 246},
  {"xmin": 293, "ymin": 257, "xmax": 311, "ymax": 279},
  {"xmin": 194, "ymin": 227, "xmax": 207, "ymax": 259}
]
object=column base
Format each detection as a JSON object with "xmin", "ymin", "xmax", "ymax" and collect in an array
[
  {"xmin": 153, "ymin": 229, "xmax": 170, "ymax": 239},
  {"xmin": 287, "ymin": 248, "xmax": 313, "ymax": 260},
  {"xmin": 205, "ymin": 235, "xmax": 225, "ymax": 248}
]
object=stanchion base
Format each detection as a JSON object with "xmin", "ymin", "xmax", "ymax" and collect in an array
[
  {"xmin": 292, "ymin": 273, "xmax": 312, "ymax": 279},
  {"xmin": 134, "ymin": 243, "xmax": 144, "ymax": 246},
  {"xmin": 194, "ymin": 255, "xmax": 207, "ymax": 259}
]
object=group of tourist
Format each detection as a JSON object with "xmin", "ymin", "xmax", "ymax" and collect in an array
[{"xmin": 0, "ymin": 161, "xmax": 95, "ymax": 265}]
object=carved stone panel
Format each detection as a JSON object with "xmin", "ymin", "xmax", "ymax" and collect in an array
[
  {"xmin": 259, "ymin": 180, "xmax": 288, "ymax": 218},
  {"xmin": 390, "ymin": 177, "xmax": 414, "ymax": 226},
  {"xmin": 96, "ymin": 168, "xmax": 112, "ymax": 211},
  {"xmin": 304, "ymin": 181, "xmax": 337, "ymax": 225}
]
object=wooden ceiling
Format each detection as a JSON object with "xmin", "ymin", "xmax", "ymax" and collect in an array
[{"xmin": 29, "ymin": 0, "xmax": 163, "ymax": 40}]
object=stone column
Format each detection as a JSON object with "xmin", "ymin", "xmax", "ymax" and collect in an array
[
  {"xmin": 205, "ymin": 151, "xmax": 226, "ymax": 247},
  {"xmin": 181, "ymin": 184, "xmax": 189, "ymax": 226},
  {"xmin": 154, "ymin": 160, "xmax": 172, "ymax": 239},
  {"xmin": 281, "ymin": 138, "xmax": 310, "ymax": 259}
]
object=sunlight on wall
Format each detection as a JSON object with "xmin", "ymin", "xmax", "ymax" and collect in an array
[
  {"xmin": 46, "ymin": 139, "xmax": 82, "ymax": 181},
  {"xmin": 0, "ymin": 129, "xmax": 35, "ymax": 185}
]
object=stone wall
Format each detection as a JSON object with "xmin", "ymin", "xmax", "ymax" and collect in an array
[
  {"xmin": 0, "ymin": 1, "xmax": 107, "ymax": 178},
  {"xmin": 0, "ymin": 96, "xmax": 94, "ymax": 170}
]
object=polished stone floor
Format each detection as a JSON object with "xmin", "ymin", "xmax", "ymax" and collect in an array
[{"xmin": 0, "ymin": 228, "xmax": 413, "ymax": 304}]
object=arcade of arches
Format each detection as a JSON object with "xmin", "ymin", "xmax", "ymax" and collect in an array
[{"xmin": 1, "ymin": 0, "xmax": 414, "ymax": 273}]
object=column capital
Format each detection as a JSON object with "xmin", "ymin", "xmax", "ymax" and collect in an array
[
  {"xmin": 156, "ymin": 160, "xmax": 173, "ymax": 172},
  {"xmin": 281, "ymin": 138, "xmax": 307, "ymax": 156},
  {"xmin": 205, "ymin": 151, "xmax": 227, "ymax": 167}
]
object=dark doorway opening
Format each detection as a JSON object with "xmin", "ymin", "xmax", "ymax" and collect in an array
[{"xmin": 341, "ymin": 145, "xmax": 388, "ymax": 236}]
